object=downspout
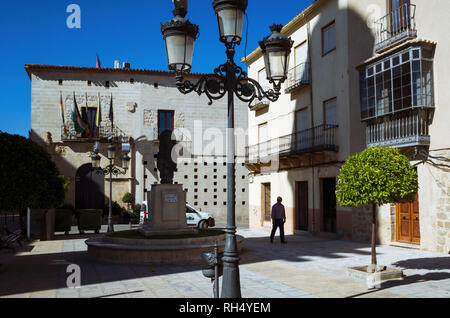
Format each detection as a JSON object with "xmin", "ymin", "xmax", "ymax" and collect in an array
[{"xmin": 307, "ymin": 20, "xmax": 317, "ymax": 235}]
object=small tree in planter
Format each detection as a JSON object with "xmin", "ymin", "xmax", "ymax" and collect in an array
[
  {"xmin": 122, "ymin": 192, "xmax": 135, "ymax": 213},
  {"xmin": 336, "ymin": 147, "xmax": 418, "ymax": 273}
]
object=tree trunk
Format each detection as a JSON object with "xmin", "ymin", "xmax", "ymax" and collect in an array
[{"xmin": 369, "ymin": 203, "xmax": 378, "ymax": 273}]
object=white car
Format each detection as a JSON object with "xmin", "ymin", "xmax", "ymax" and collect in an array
[
  {"xmin": 140, "ymin": 201, "xmax": 215, "ymax": 229},
  {"xmin": 186, "ymin": 204, "xmax": 215, "ymax": 229}
]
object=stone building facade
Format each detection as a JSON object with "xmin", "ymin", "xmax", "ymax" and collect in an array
[
  {"xmin": 243, "ymin": 0, "xmax": 450, "ymax": 253},
  {"xmin": 27, "ymin": 64, "xmax": 249, "ymax": 224}
]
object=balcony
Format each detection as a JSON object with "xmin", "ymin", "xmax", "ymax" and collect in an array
[
  {"xmin": 366, "ymin": 108, "xmax": 432, "ymax": 149},
  {"xmin": 246, "ymin": 125, "xmax": 338, "ymax": 170},
  {"xmin": 249, "ymin": 86, "xmax": 271, "ymax": 111},
  {"xmin": 374, "ymin": 3, "xmax": 417, "ymax": 53},
  {"xmin": 285, "ymin": 62, "xmax": 310, "ymax": 93},
  {"xmin": 61, "ymin": 125, "xmax": 130, "ymax": 143}
]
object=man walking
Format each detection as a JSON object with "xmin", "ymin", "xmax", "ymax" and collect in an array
[{"xmin": 270, "ymin": 197, "xmax": 287, "ymax": 244}]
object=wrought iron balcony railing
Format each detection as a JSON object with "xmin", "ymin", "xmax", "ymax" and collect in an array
[
  {"xmin": 285, "ymin": 62, "xmax": 310, "ymax": 93},
  {"xmin": 61, "ymin": 125, "xmax": 130, "ymax": 143},
  {"xmin": 247, "ymin": 124, "xmax": 338, "ymax": 163},
  {"xmin": 249, "ymin": 86, "xmax": 271, "ymax": 111},
  {"xmin": 374, "ymin": 3, "xmax": 417, "ymax": 53},
  {"xmin": 366, "ymin": 108, "xmax": 431, "ymax": 148}
]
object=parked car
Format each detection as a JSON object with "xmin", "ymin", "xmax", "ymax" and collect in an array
[
  {"xmin": 140, "ymin": 201, "xmax": 148, "ymax": 225},
  {"xmin": 140, "ymin": 202, "xmax": 215, "ymax": 229},
  {"xmin": 186, "ymin": 204, "xmax": 215, "ymax": 229}
]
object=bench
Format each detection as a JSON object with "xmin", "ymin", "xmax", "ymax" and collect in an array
[{"xmin": 0, "ymin": 228, "xmax": 23, "ymax": 253}]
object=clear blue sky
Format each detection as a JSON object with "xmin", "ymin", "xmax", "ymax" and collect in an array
[{"xmin": 0, "ymin": 0, "xmax": 312, "ymax": 137}]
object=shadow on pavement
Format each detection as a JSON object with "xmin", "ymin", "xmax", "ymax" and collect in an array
[{"xmin": 391, "ymin": 257, "xmax": 450, "ymax": 271}]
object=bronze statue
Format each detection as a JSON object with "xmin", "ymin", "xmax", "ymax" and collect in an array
[{"xmin": 157, "ymin": 130, "xmax": 178, "ymax": 184}]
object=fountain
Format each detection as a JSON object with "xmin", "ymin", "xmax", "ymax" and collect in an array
[{"xmin": 85, "ymin": 131, "xmax": 244, "ymax": 265}]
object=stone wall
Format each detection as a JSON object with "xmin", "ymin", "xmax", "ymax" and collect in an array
[{"xmin": 29, "ymin": 67, "xmax": 249, "ymax": 224}]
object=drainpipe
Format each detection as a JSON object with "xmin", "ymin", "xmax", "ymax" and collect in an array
[{"xmin": 307, "ymin": 21, "xmax": 316, "ymax": 235}]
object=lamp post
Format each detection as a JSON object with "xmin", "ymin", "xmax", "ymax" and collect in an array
[
  {"xmin": 161, "ymin": 0, "xmax": 293, "ymax": 298},
  {"xmin": 91, "ymin": 142, "xmax": 131, "ymax": 233}
]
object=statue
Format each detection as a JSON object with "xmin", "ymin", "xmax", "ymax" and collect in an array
[{"xmin": 157, "ymin": 130, "xmax": 178, "ymax": 184}]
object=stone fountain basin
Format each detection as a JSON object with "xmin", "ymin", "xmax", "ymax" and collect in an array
[{"xmin": 85, "ymin": 230, "xmax": 245, "ymax": 266}]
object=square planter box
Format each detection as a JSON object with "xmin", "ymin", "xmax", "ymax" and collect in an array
[
  {"xmin": 348, "ymin": 266, "xmax": 404, "ymax": 287},
  {"xmin": 77, "ymin": 210, "xmax": 103, "ymax": 234},
  {"xmin": 54, "ymin": 209, "xmax": 74, "ymax": 235}
]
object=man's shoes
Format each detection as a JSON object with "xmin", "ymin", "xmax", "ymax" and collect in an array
[
  {"xmin": 270, "ymin": 239, "xmax": 273, "ymax": 244},
  {"xmin": 281, "ymin": 241, "xmax": 287, "ymax": 244}
]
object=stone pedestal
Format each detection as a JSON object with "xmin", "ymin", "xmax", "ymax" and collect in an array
[{"xmin": 139, "ymin": 184, "xmax": 196, "ymax": 237}]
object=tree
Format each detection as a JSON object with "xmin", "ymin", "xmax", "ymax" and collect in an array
[
  {"xmin": 336, "ymin": 147, "xmax": 418, "ymax": 272},
  {"xmin": 0, "ymin": 132, "xmax": 67, "ymax": 213},
  {"xmin": 122, "ymin": 192, "xmax": 135, "ymax": 213}
]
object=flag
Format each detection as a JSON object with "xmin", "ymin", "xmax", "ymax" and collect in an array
[
  {"xmin": 60, "ymin": 92, "xmax": 67, "ymax": 134},
  {"xmin": 96, "ymin": 92, "xmax": 102, "ymax": 128},
  {"xmin": 96, "ymin": 54, "xmax": 101, "ymax": 69},
  {"xmin": 60, "ymin": 92, "xmax": 66, "ymax": 126},
  {"xmin": 109, "ymin": 94, "xmax": 114, "ymax": 129},
  {"xmin": 71, "ymin": 92, "xmax": 88, "ymax": 134}
]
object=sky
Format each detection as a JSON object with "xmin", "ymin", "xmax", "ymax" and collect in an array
[{"xmin": 0, "ymin": 0, "xmax": 313, "ymax": 137}]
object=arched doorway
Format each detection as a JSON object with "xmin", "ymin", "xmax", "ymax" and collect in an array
[{"xmin": 75, "ymin": 163, "xmax": 105, "ymax": 210}]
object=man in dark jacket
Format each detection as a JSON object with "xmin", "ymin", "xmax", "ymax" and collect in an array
[{"xmin": 270, "ymin": 197, "xmax": 287, "ymax": 244}]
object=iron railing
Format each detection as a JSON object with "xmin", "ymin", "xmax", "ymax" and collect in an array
[
  {"xmin": 247, "ymin": 124, "xmax": 338, "ymax": 162},
  {"xmin": 61, "ymin": 124, "xmax": 130, "ymax": 143},
  {"xmin": 285, "ymin": 62, "xmax": 310, "ymax": 93},
  {"xmin": 366, "ymin": 108, "xmax": 431, "ymax": 148},
  {"xmin": 374, "ymin": 3, "xmax": 417, "ymax": 52}
]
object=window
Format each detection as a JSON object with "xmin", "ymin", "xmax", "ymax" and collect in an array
[
  {"xmin": 158, "ymin": 110, "xmax": 174, "ymax": 136},
  {"xmin": 322, "ymin": 21, "xmax": 336, "ymax": 55},
  {"xmin": 324, "ymin": 98, "xmax": 338, "ymax": 127},
  {"xmin": 359, "ymin": 45, "xmax": 435, "ymax": 120}
]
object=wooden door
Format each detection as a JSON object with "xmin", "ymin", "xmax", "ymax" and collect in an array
[
  {"xmin": 262, "ymin": 183, "xmax": 271, "ymax": 223},
  {"xmin": 322, "ymin": 178, "xmax": 337, "ymax": 233},
  {"xmin": 296, "ymin": 182, "xmax": 308, "ymax": 231},
  {"xmin": 396, "ymin": 193, "xmax": 420, "ymax": 244},
  {"xmin": 75, "ymin": 163, "xmax": 105, "ymax": 210}
]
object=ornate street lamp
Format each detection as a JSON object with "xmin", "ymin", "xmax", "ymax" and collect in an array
[
  {"xmin": 259, "ymin": 24, "xmax": 294, "ymax": 91},
  {"xmin": 161, "ymin": 1, "xmax": 293, "ymax": 298},
  {"xmin": 161, "ymin": 0, "xmax": 199, "ymax": 74},
  {"xmin": 212, "ymin": 0, "xmax": 248, "ymax": 45},
  {"xmin": 91, "ymin": 142, "xmax": 130, "ymax": 233}
]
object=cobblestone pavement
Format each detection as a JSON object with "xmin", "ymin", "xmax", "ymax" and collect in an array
[{"xmin": 0, "ymin": 226, "xmax": 449, "ymax": 298}]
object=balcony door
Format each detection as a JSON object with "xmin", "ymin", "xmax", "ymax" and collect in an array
[
  {"xmin": 295, "ymin": 109, "xmax": 309, "ymax": 151},
  {"xmin": 294, "ymin": 42, "xmax": 308, "ymax": 83},
  {"xmin": 81, "ymin": 107, "xmax": 99, "ymax": 138},
  {"xmin": 258, "ymin": 123, "xmax": 268, "ymax": 158},
  {"xmin": 158, "ymin": 110, "xmax": 174, "ymax": 137},
  {"xmin": 390, "ymin": 0, "xmax": 411, "ymax": 35}
]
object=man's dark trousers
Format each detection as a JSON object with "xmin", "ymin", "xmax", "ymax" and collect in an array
[{"xmin": 270, "ymin": 219, "xmax": 285, "ymax": 243}]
